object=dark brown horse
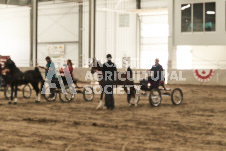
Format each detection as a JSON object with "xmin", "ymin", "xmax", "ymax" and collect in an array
[
  {"xmin": 90, "ymin": 59, "xmax": 137, "ymax": 109},
  {"xmin": 1, "ymin": 59, "xmax": 43, "ymax": 104}
]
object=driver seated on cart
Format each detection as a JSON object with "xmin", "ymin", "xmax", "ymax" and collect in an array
[
  {"xmin": 59, "ymin": 59, "xmax": 80, "ymax": 88},
  {"xmin": 148, "ymin": 58, "xmax": 165, "ymax": 90},
  {"xmin": 60, "ymin": 59, "xmax": 73, "ymax": 85},
  {"xmin": 37, "ymin": 56, "xmax": 57, "ymax": 97}
]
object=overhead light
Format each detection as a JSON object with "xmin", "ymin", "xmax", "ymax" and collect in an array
[
  {"xmin": 206, "ymin": 11, "xmax": 215, "ymax": 15},
  {"xmin": 181, "ymin": 4, "xmax": 190, "ymax": 10}
]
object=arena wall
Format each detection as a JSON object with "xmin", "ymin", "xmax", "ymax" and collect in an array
[
  {"xmin": 37, "ymin": 2, "xmax": 80, "ymax": 66},
  {"xmin": 19, "ymin": 67, "xmax": 226, "ymax": 86},
  {"xmin": 72, "ymin": 68, "xmax": 226, "ymax": 86},
  {"xmin": 0, "ymin": 0, "xmax": 168, "ymax": 68},
  {"xmin": 0, "ymin": 5, "xmax": 30, "ymax": 67},
  {"xmin": 167, "ymin": 69, "xmax": 223, "ymax": 86}
]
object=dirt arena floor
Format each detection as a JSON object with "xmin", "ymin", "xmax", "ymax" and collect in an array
[{"xmin": 0, "ymin": 84, "xmax": 225, "ymax": 151}]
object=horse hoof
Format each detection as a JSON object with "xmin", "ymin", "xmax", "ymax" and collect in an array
[
  {"xmin": 96, "ymin": 103, "xmax": 103, "ymax": 110},
  {"xmin": 8, "ymin": 102, "xmax": 12, "ymax": 105},
  {"xmin": 96, "ymin": 106, "xmax": 102, "ymax": 110},
  {"xmin": 134, "ymin": 103, "xmax": 138, "ymax": 107},
  {"xmin": 35, "ymin": 101, "xmax": 40, "ymax": 104},
  {"xmin": 13, "ymin": 102, "xmax": 17, "ymax": 105}
]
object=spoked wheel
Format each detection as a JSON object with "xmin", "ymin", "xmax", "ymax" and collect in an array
[
  {"xmin": 171, "ymin": 88, "xmax": 183, "ymax": 105},
  {"xmin": 42, "ymin": 83, "xmax": 57, "ymax": 102},
  {"xmin": 83, "ymin": 85, "xmax": 94, "ymax": 101},
  {"xmin": 4, "ymin": 85, "xmax": 13, "ymax": 100},
  {"xmin": 23, "ymin": 84, "xmax": 32, "ymax": 99},
  {"xmin": 149, "ymin": 88, "xmax": 162, "ymax": 107},
  {"xmin": 59, "ymin": 86, "xmax": 75, "ymax": 103},
  {"xmin": 44, "ymin": 88, "xmax": 57, "ymax": 102}
]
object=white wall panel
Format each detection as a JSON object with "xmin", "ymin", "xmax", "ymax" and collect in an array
[
  {"xmin": 37, "ymin": 44, "xmax": 78, "ymax": 67},
  {"xmin": 38, "ymin": 3, "xmax": 78, "ymax": 42},
  {"xmin": 95, "ymin": 0, "xmax": 137, "ymax": 68},
  {"xmin": 37, "ymin": 1, "xmax": 79, "ymax": 66},
  {"xmin": 140, "ymin": 14, "xmax": 168, "ymax": 69},
  {"xmin": 141, "ymin": 0, "xmax": 168, "ymax": 9},
  {"xmin": 82, "ymin": 0, "xmax": 90, "ymax": 67},
  {"xmin": 0, "ymin": 6, "xmax": 30, "ymax": 67}
]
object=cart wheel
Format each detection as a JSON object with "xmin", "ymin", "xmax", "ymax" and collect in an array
[
  {"xmin": 83, "ymin": 85, "xmax": 94, "ymax": 101},
  {"xmin": 23, "ymin": 84, "xmax": 32, "ymax": 99},
  {"xmin": 149, "ymin": 88, "xmax": 162, "ymax": 107},
  {"xmin": 42, "ymin": 84, "xmax": 57, "ymax": 102},
  {"xmin": 59, "ymin": 86, "xmax": 75, "ymax": 103},
  {"xmin": 171, "ymin": 88, "xmax": 183, "ymax": 105},
  {"xmin": 4, "ymin": 85, "xmax": 13, "ymax": 100}
]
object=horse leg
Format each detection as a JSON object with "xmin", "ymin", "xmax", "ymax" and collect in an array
[
  {"xmin": 13, "ymin": 84, "xmax": 18, "ymax": 105},
  {"xmin": 123, "ymin": 86, "xmax": 132, "ymax": 106},
  {"xmin": 32, "ymin": 83, "xmax": 40, "ymax": 103},
  {"xmin": 8, "ymin": 84, "xmax": 14, "ymax": 104},
  {"xmin": 130, "ymin": 86, "xmax": 137, "ymax": 106},
  {"xmin": 96, "ymin": 87, "xmax": 104, "ymax": 109},
  {"xmin": 124, "ymin": 85, "xmax": 136, "ymax": 106},
  {"xmin": 162, "ymin": 82, "xmax": 166, "ymax": 90}
]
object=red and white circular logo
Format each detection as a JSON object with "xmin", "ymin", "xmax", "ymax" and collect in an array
[{"xmin": 193, "ymin": 69, "xmax": 214, "ymax": 82}]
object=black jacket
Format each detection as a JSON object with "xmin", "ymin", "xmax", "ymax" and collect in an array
[
  {"xmin": 103, "ymin": 61, "xmax": 117, "ymax": 81},
  {"xmin": 151, "ymin": 64, "xmax": 164, "ymax": 81}
]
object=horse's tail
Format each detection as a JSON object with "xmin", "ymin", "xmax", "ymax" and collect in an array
[
  {"xmin": 127, "ymin": 66, "xmax": 133, "ymax": 78},
  {"xmin": 35, "ymin": 67, "xmax": 44, "ymax": 82}
]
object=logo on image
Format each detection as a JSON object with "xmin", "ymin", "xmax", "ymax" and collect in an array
[{"xmin": 193, "ymin": 69, "xmax": 214, "ymax": 82}]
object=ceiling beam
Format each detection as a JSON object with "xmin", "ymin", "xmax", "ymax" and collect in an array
[
  {"xmin": 0, "ymin": 0, "xmax": 83, "ymax": 6},
  {"xmin": 0, "ymin": 0, "xmax": 30, "ymax": 6}
]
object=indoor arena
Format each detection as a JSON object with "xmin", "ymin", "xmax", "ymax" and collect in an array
[{"xmin": 0, "ymin": 0, "xmax": 225, "ymax": 150}]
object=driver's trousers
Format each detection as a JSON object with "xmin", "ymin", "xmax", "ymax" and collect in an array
[{"xmin": 104, "ymin": 80, "xmax": 114, "ymax": 109}]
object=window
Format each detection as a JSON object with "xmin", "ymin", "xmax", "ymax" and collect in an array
[
  {"xmin": 181, "ymin": 2, "xmax": 216, "ymax": 32},
  {"xmin": 181, "ymin": 4, "xmax": 192, "ymax": 32},
  {"xmin": 193, "ymin": 3, "xmax": 203, "ymax": 32},
  {"xmin": 205, "ymin": 2, "xmax": 216, "ymax": 31},
  {"xmin": 119, "ymin": 14, "xmax": 130, "ymax": 27}
]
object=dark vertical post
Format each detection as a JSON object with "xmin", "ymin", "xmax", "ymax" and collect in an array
[
  {"xmin": 93, "ymin": 0, "xmax": 96, "ymax": 58},
  {"xmin": 78, "ymin": 4, "xmax": 83, "ymax": 67},
  {"xmin": 34, "ymin": 0, "xmax": 38, "ymax": 65},
  {"xmin": 89, "ymin": 0, "xmax": 96, "ymax": 59},
  {"xmin": 88, "ymin": 0, "xmax": 92, "ymax": 59},
  {"xmin": 30, "ymin": 3, "xmax": 33, "ymax": 66},
  {"xmin": 30, "ymin": 0, "xmax": 38, "ymax": 66},
  {"xmin": 136, "ymin": 0, "xmax": 141, "ymax": 9}
]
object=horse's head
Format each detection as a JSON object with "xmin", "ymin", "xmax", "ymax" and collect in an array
[
  {"xmin": 4, "ymin": 59, "xmax": 17, "ymax": 74},
  {"xmin": 90, "ymin": 58, "xmax": 102, "ymax": 74}
]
